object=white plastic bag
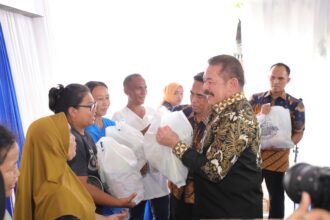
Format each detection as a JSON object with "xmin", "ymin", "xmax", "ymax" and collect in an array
[
  {"xmin": 257, "ymin": 106, "xmax": 294, "ymax": 149},
  {"xmin": 96, "ymin": 137, "xmax": 144, "ymax": 204},
  {"xmin": 143, "ymin": 110, "xmax": 192, "ymax": 187},
  {"xmin": 106, "ymin": 121, "xmax": 146, "ymax": 170}
]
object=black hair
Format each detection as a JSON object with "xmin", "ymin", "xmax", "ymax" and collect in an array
[
  {"xmin": 0, "ymin": 125, "xmax": 16, "ymax": 165},
  {"xmin": 85, "ymin": 81, "xmax": 108, "ymax": 93},
  {"xmin": 48, "ymin": 83, "xmax": 89, "ymax": 114},
  {"xmin": 270, "ymin": 63, "xmax": 291, "ymax": 75},
  {"xmin": 194, "ymin": 72, "xmax": 204, "ymax": 82},
  {"xmin": 208, "ymin": 54, "xmax": 245, "ymax": 87},
  {"xmin": 123, "ymin": 73, "xmax": 142, "ymax": 87}
]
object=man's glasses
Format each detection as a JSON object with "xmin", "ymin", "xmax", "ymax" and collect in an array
[{"xmin": 77, "ymin": 102, "xmax": 97, "ymax": 111}]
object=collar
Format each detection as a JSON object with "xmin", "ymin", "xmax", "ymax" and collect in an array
[
  {"xmin": 212, "ymin": 92, "xmax": 245, "ymax": 114},
  {"xmin": 201, "ymin": 115, "xmax": 208, "ymax": 126},
  {"xmin": 194, "ymin": 113, "xmax": 208, "ymax": 126},
  {"xmin": 265, "ymin": 90, "xmax": 286, "ymax": 100},
  {"xmin": 187, "ymin": 108, "xmax": 208, "ymax": 126}
]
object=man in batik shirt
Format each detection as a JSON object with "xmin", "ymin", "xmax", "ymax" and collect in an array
[
  {"xmin": 157, "ymin": 55, "xmax": 263, "ymax": 220},
  {"xmin": 170, "ymin": 72, "xmax": 209, "ymax": 220},
  {"xmin": 250, "ymin": 63, "xmax": 305, "ymax": 219}
]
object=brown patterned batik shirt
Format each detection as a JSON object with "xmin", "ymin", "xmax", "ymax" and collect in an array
[{"xmin": 173, "ymin": 92, "xmax": 261, "ymax": 182}]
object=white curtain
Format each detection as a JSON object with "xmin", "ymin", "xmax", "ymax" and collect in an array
[{"xmin": 0, "ymin": 7, "xmax": 54, "ymax": 133}]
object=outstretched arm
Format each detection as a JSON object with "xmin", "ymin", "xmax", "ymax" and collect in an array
[{"xmin": 78, "ymin": 176, "xmax": 136, "ymax": 208}]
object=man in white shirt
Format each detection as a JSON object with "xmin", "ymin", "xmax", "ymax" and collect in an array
[{"xmin": 113, "ymin": 74, "xmax": 170, "ymax": 220}]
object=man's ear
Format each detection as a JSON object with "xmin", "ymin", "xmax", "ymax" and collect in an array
[
  {"xmin": 287, "ymin": 77, "xmax": 291, "ymax": 84},
  {"xmin": 124, "ymin": 87, "xmax": 129, "ymax": 96},
  {"xmin": 229, "ymin": 78, "xmax": 239, "ymax": 89}
]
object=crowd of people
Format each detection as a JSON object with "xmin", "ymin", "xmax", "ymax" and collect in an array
[{"xmin": 2, "ymin": 54, "xmax": 325, "ymax": 220}]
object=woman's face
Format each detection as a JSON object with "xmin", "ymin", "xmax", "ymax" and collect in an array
[
  {"xmin": 0, "ymin": 143, "xmax": 19, "ymax": 197},
  {"xmin": 72, "ymin": 92, "xmax": 97, "ymax": 128},
  {"xmin": 67, "ymin": 134, "xmax": 76, "ymax": 161},
  {"xmin": 92, "ymin": 86, "xmax": 110, "ymax": 117},
  {"xmin": 171, "ymin": 86, "xmax": 184, "ymax": 106}
]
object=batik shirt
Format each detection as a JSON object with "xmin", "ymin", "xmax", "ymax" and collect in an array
[
  {"xmin": 172, "ymin": 92, "xmax": 263, "ymax": 218},
  {"xmin": 173, "ymin": 92, "xmax": 261, "ymax": 182},
  {"xmin": 250, "ymin": 91, "xmax": 305, "ymax": 172}
]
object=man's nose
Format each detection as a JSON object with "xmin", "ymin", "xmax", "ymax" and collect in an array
[
  {"xmin": 203, "ymin": 83, "xmax": 209, "ymax": 91},
  {"xmin": 273, "ymin": 78, "xmax": 280, "ymax": 83}
]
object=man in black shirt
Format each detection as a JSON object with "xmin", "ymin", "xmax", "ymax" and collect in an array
[{"xmin": 157, "ymin": 55, "xmax": 263, "ymax": 219}]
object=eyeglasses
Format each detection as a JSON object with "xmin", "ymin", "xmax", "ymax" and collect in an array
[{"xmin": 77, "ymin": 102, "xmax": 97, "ymax": 111}]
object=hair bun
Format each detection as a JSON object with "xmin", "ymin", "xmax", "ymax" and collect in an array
[{"xmin": 48, "ymin": 84, "xmax": 65, "ymax": 112}]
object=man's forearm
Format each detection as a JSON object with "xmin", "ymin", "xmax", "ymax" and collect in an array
[{"xmin": 181, "ymin": 147, "xmax": 213, "ymax": 181}]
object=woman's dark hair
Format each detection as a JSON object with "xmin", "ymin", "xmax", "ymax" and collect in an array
[
  {"xmin": 0, "ymin": 125, "xmax": 16, "ymax": 165},
  {"xmin": 85, "ymin": 81, "xmax": 108, "ymax": 93},
  {"xmin": 48, "ymin": 83, "xmax": 90, "ymax": 114}
]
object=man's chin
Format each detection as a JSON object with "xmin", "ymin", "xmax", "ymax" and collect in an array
[
  {"xmin": 206, "ymin": 97, "xmax": 216, "ymax": 105},
  {"xmin": 191, "ymin": 107, "xmax": 200, "ymax": 113}
]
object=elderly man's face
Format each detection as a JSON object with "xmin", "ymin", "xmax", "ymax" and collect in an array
[
  {"xmin": 126, "ymin": 75, "xmax": 147, "ymax": 105},
  {"xmin": 203, "ymin": 65, "xmax": 231, "ymax": 105}
]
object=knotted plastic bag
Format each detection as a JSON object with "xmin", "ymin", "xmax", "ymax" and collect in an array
[
  {"xmin": 144, "ymin": 110, "xmax": 192, "ymax": 187},
  {"xmin": 106, "ymin": 121, "xmax": 146, "ymax": 170},
  {"xmin": 96, "ymin": 137, "xmax": 144, "ymax": 204}
]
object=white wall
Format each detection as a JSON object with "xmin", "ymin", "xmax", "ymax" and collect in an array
[{"xmin": 47, "ymin": 0, "xmax": 238, "ymax": 116}]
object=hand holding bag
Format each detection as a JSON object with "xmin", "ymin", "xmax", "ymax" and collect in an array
[{"xmin": 143, "ymin": 110, "xmax": 192, "ymax": 187}]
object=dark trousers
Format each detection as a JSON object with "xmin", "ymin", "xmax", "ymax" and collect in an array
[
  {"xmin": 129, "ymin": 195, "xmax": 170, "ymax": 220},
  {"xmin": 263, "ymin": 169, "xmax": 285, "ymax": 219},
  {"xmin": 170, "ymin": 194, "xmax": 193, "ymax": 220}
]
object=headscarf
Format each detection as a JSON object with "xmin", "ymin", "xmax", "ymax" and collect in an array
[
  {"xmin": 14, "ymin": 113, "xmax": 95, "ymax": 220},
  {"xmin": 162, "ymin": 82, "xmax": 182, "ymax": 105}
]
